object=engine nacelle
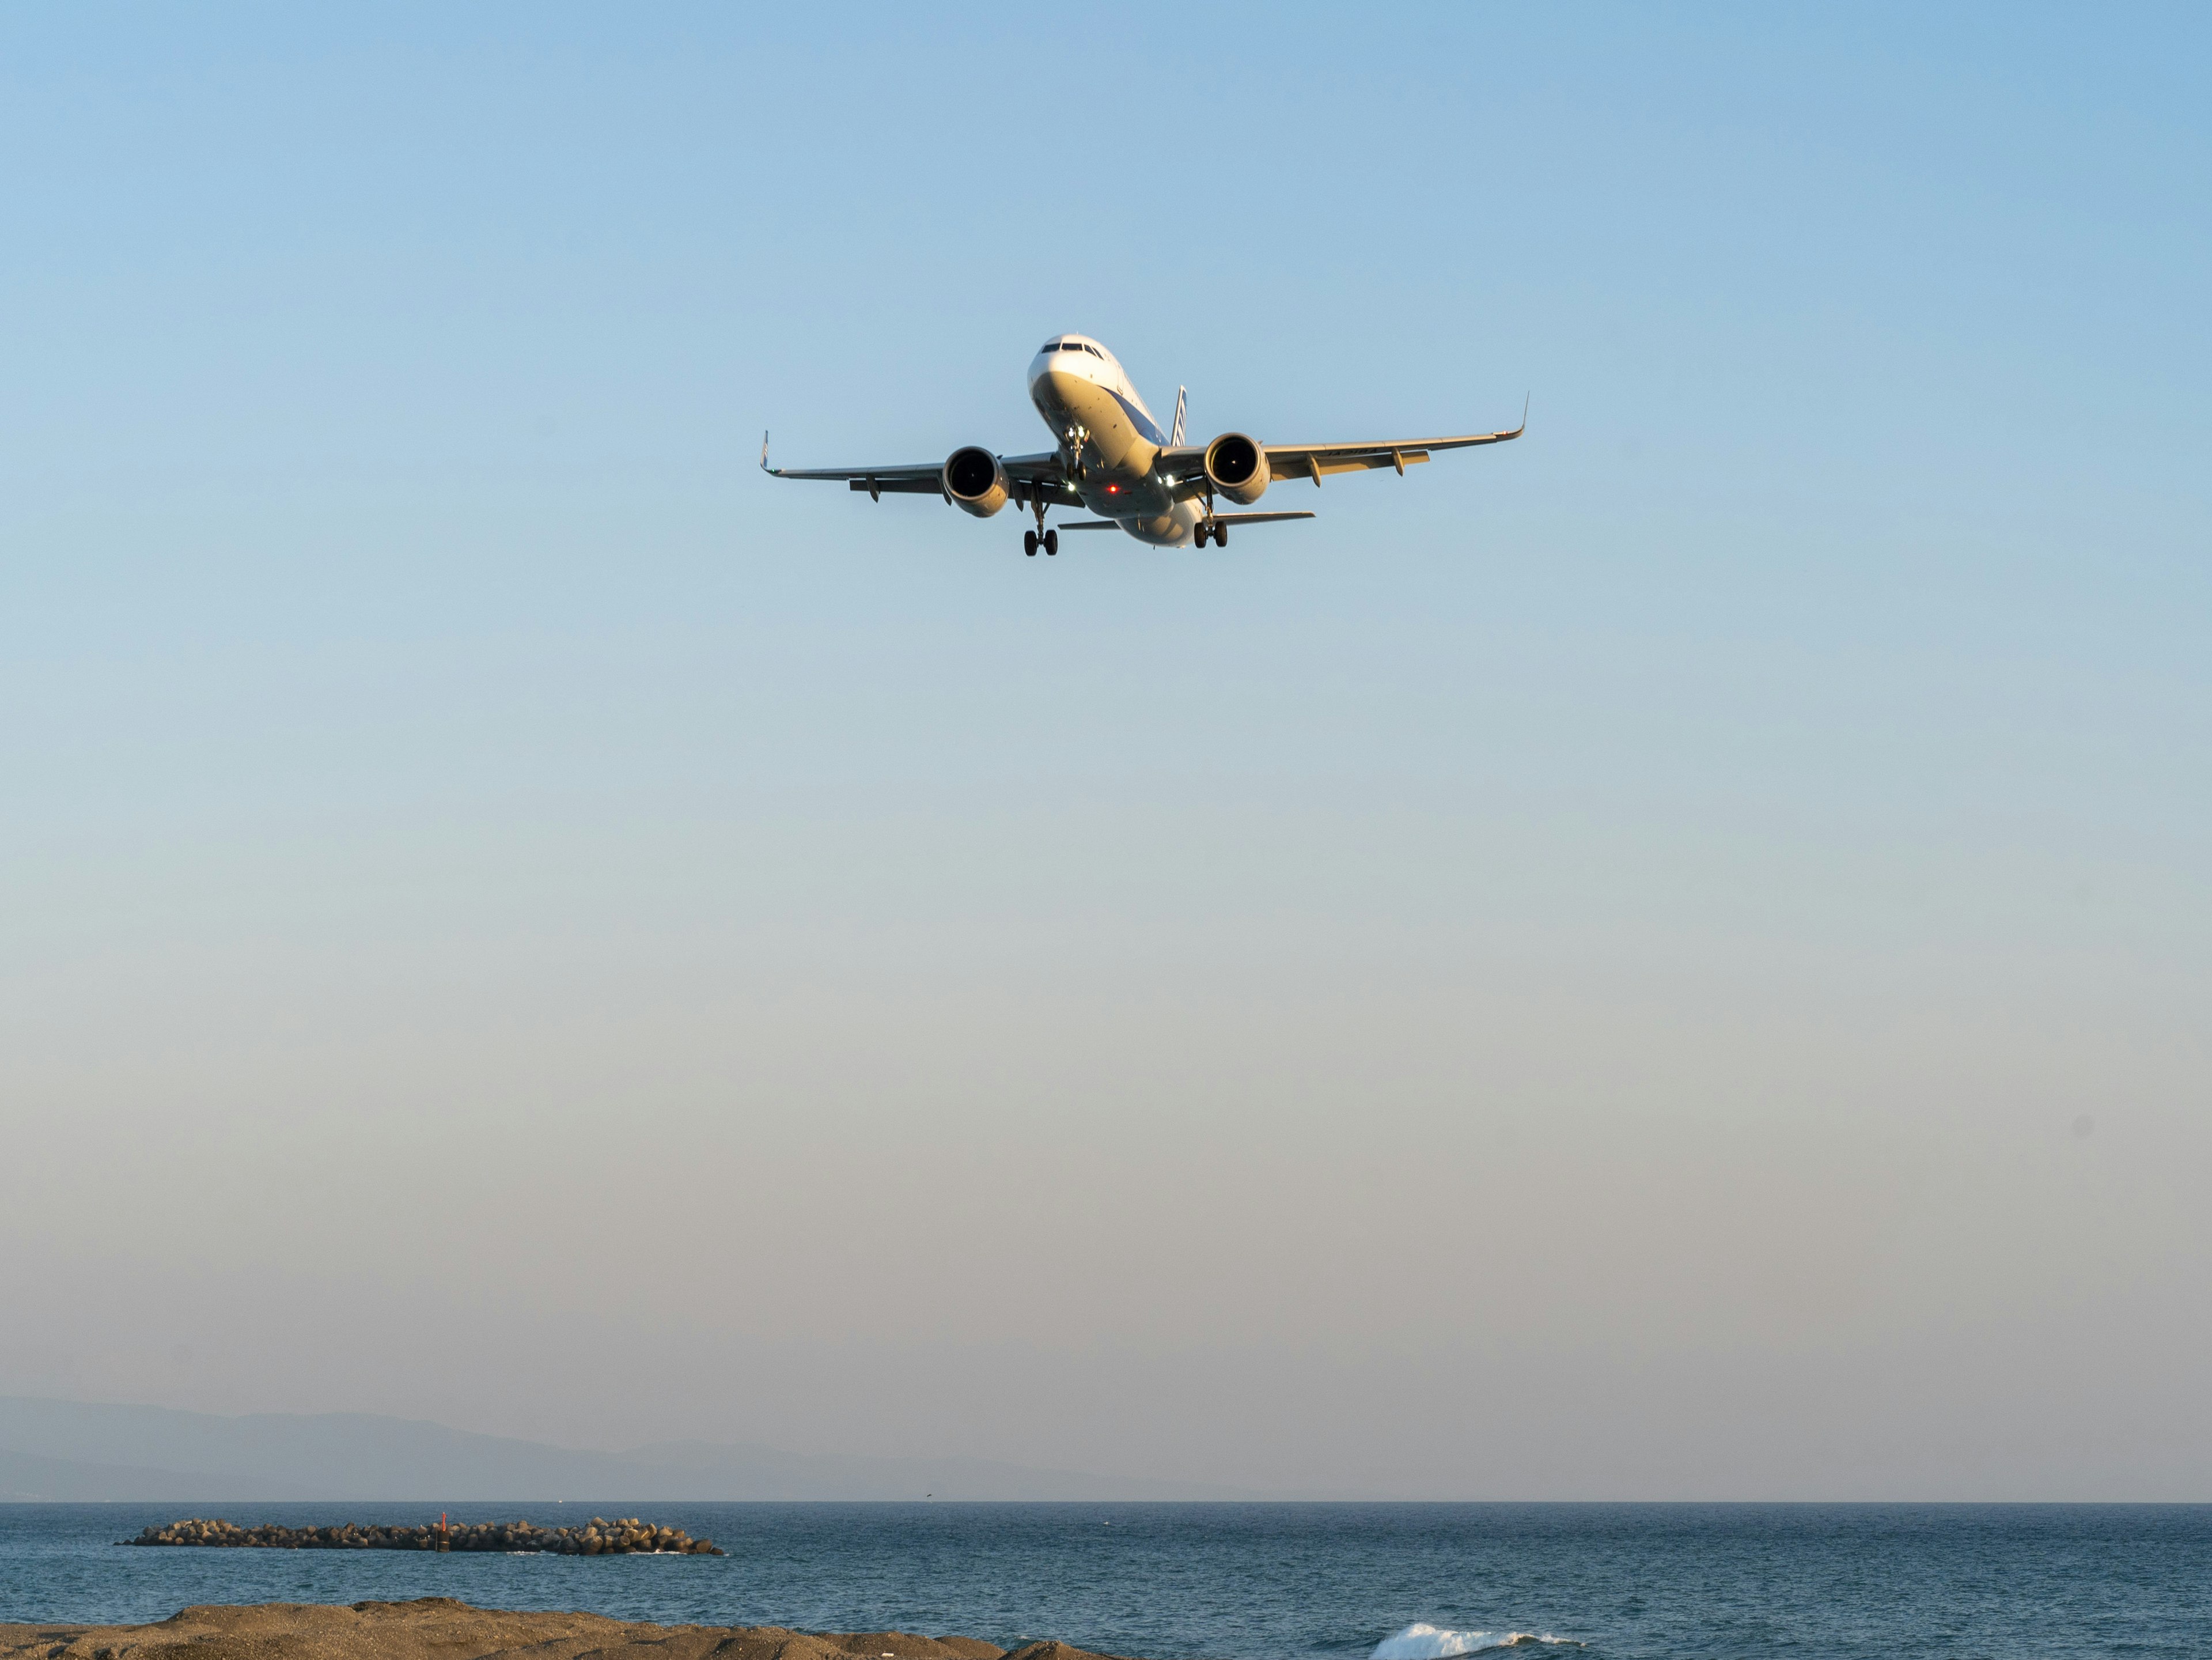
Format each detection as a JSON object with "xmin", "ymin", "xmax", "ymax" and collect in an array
[
  {"xmin": 942, "ymin": 447, "xmax": 1011, "ymax": 517},
  {"xmin": 1203, "ymin": 433, "xmax": 1270, "ymax": 505}
]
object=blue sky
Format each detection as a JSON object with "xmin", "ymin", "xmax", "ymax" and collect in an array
[{"xmin": 2, "ymin": 5, "xmax": 2207, "ymax": 1497}]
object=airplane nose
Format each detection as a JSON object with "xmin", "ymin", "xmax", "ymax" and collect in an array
[{"xmin": 1035, "ymin": 366, "xmax": 1089, "ymax": 401}]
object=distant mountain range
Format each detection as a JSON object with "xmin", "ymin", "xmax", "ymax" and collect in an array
[{"xmin": 0, "ymin": 1397, "xmax": 1250, "ymax": 1502}]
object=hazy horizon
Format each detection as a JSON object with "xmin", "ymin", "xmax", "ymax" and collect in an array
[
  {"xmin": 0, "ymin": 1395, "xmax": 1261, "ymax": 1500},
  {"xmin": 2, "ymin": 4, "xmax": 2207, "ymax": 1502}
]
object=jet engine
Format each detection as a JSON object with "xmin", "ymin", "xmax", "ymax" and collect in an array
[
  {"xmin": 942, "ymin": 447, "xmax": 1011, "ymax": 517},
  {"xmin": 1203, "ymin": 433, "xmax": 1270, "ymax": 504}
]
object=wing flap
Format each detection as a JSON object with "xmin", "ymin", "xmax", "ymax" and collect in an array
[
  {"xmin": 1293, "ymin": 451, "xmax": 1431, "ymax": 481},
  {"xmin": 847, "ymin": 476, "xmax": 944, "ymax": 496},
  {"xmin": 1267, "ymin": 425, "xmax": 1517, "ymax": 481},
  {"xmin": 1266, "ymin": 408, "xmax": 1525, "ymax": 468},
  {"xmin": 768, "ymin": 462, "xmax": 940, "ymax": 483},
  {"xmin": 1149, "ymin": 409, "xmax": 1520, "ymax": 499},
  {"xmin": 761, "ymin": 434, "xmax": 1073, "ymax": 496}
]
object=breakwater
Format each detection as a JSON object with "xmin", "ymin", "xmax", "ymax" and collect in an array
[{"xmin": 121, "ymin": 1516, "xmax": 723, "ymax": 1554}]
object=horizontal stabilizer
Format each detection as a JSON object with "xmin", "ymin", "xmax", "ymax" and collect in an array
[{"xmin": 1058, "ymin": 511, "xmax": 1317, "ymax": 531}]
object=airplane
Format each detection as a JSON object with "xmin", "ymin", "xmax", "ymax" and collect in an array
[{"xmin": 761, "ymin": 333, "xmax": 1524, "ymax": 555}]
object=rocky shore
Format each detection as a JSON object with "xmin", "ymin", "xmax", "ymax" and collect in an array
[
  {"xmin": 0, "ymin": 1597, "xmax": 1130, "ymax": 1660},
  {"xmin": 123, "ymin": 1517, "xmax": 722, "ymax": 1555}
]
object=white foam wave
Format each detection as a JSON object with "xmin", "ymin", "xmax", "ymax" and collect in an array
[{"xmin": 1371, "ymin": 1624, "xmax": 1579, "ymax": 1658}]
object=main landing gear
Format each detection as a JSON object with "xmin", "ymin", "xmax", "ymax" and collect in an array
[
  {"xmin": 1024, "ymin": 492, "xmax": 1059, "ymax": 557},
  {"xmin": 1194, "ymin": 491, "xmax": 1228, "ymax": 548}
]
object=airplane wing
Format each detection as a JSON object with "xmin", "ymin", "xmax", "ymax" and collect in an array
[
  {"xmin": 1153, "ymin": 403, "xmax": 1526, "ymax": 494},
  {"xmin": 760, "ymin": 436, "xmax": 1081, "ymax": 502}
]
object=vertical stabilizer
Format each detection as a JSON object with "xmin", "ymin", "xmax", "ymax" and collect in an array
[{"xmin": 1171, "ymin": 385, "xmax": 1187, "ymax": 447}]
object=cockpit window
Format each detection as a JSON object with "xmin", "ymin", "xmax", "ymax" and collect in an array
[{"xmin": 1085, "ymin": 345, "xmax": 1103, "ymax": 357}]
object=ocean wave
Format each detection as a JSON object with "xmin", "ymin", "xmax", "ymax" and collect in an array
[{"xmin": 1371, "ymin": 1623, "xmax": 1581, "ymax": 1657}]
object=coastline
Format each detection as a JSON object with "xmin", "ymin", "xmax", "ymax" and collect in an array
[{"xmin": 0, "ymin": 1598, "xmax": 1133, "ymax": 1660}]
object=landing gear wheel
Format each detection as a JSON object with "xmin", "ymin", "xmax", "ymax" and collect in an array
[
  {"xmin": 1044, "ymin": 529, "xmax": 1059, "ymax": 555},
  {"xmin": 1215, "ymin": 522, "xmax": 1228, "ymax": 547},
  {"xmin": 1024, "ymin": 530, "xmax": 1037, "ymax": 557}
]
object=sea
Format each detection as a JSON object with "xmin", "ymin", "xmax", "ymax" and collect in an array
[{"xmin": 1, "ymin": 1503, "xmax": 2206, "ymax": 1659}]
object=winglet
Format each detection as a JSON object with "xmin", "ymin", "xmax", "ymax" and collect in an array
[
  {"xmin": 1516, "ymin": 393, "xmax": 1529, "ymax": 436},
  {"xmin": 760, "ymin": 431, "xmax": 772, "ymax": 474},
  {"xmin": 1171, "ymin": 386, "xmax": 1187, "ymax": 448}
]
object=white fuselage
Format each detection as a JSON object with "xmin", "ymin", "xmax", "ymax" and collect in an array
[{"xmin": 1027, "ymin": 335, "xmax": 1207, "ymax": 547}]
